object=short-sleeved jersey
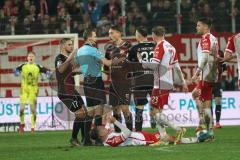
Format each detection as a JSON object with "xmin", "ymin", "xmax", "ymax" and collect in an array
[
  {"xmin": 152, "ymin": 40, "xmax": 178, "ymax": 89},
  {"xmin": 16, "ymin": 63, "xmax": 48, "ymax": 88},
  {"xmin": 103, "ymin": 131, "xmax": 160, "ymax": 147},
  {"xmin": 75, "ymin": 44, "xmax": 104, "ymax": 77},
  {"xmin": 55, "ymin": 53, "xmax": 75, "ymax": 95},
  {"xmin": 197, "ymin": 33, "xmax": 219, "ymax": 82},
  {"xmin": 225, "ymin": 33, "xmax": 240, "ymax": 80}
]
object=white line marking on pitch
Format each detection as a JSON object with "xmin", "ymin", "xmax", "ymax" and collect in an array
[{"xmin": 153, "ymin": 147, "xmax": 174, "ymax": 152}]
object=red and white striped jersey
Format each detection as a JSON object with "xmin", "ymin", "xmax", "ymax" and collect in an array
[
  {"xmin": 225, "ymin": 33, "xmax": 240, "ymax": 80},
  {"xmin": 197, "ymin": 33, "xmax": 218, "ymax": 82},
  {"xmin": 152, "ymin": 40, "xmax": 178, "ymax": 89},
  {"xmin": 103, "ymin": 131, "xmax": 160, "ymax": 147}
]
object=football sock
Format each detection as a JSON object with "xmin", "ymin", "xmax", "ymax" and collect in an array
[
  {"xmin": 124, "ymin": 113, "xmax": 133, "ymax": 131},
  {"xmin": 215, "ymin": 105, "xmax": 221, "ymax": 123},
  {"xmin": 72, "ymin": 117, "xmax": 81, "ymax": 139},
  {"xmin": 20, "ymin": 111, "xmax": 25, "ymax": 125},
  {"xmin": 79, "ymin": 119, "xmax": 85, "ymax": 142},
  {"xmin": 30, "ymin": 113, "xmax": 36, "ymax": 129},
  {"xmin": 204, "ymin": 108, "xmax": 213, "ymax": 130},
  {"xmin": 135, "ymin": 108, "xmax": 143, "ymax": 132},
  {"xmin": 181, "ymin": 137, "xmax": 198, "ymax": 144},
  {"xmin": 156, "ymin": 124, "xmax": 167, "ymax": 140},
  {"xmin": 155, "ymin": 112, "xmax": 181, "ymax": 131},
  {"xmin": 83, "ymin": 115, "xmax": 93, "ymax": 144}
]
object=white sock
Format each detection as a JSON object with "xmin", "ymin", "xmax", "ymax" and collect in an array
[
  {"xmin": 155, "ymin": 112, "xmax": 181, "ymax": 131},
  {"xmin": 204, "ymin": 108, "xmax": 213, "ymax": 130},
  {"xmin": 181, "ymin": 137, "xmax": 198, "ymax": 144},
  {"xmin": 156, "ymin": 124, "xmax": 167, "ymax": 140}
]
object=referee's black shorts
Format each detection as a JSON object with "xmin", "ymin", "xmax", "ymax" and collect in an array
[
  {"xmin": 109, "ymin": 82, "xmax": 131, "ymax": 106},
  {"xmin": 83, "ymin": 76, "xmax": 106, "ymax": 107},
  {"xmin": 58, "ymin": 89, "xmax": 84, "ymax": 112},
  {"xmin": 131, "ymin": 73, "xmax": 154, "ymax": 106},
  {"xmin": 212, "ymin": 82, "xmax": 222, "ymax": 97},
  {"xmin": 132, "ymin": 86, "xmax": 152, "ymax": 106}
]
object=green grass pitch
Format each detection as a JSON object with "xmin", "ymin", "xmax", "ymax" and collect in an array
[{"xmin": 0, "ymin": 126, "xmax": 240, "ymax": 160}]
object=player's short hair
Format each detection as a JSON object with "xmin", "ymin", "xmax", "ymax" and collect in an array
[
  {"xmin": 110, "ymin": 24, "xmax": 122, "ymax": 33},
  {"xmin": 83, "ymin": 28, "xmax": 96, "ymax": 41},
  {"xmin": 136, "ymin": 26, "xmax": 148, "ymax": 37},
  {"xmin": 198, "ymin": 17, "xmax": 212, "ymax": 27},
  {"xmin": 60, "ymin": 38, "xmax": 72, "ymax": 45},
  {"xmin": 27, "ymin": 51, "xmax": 36, "ymax": 56},
  {"xmin": 152, "ymin": 26, "xmax": 165, "ymax": 37}
]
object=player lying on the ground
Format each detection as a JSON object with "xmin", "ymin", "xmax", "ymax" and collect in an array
[{"xmin": 90, "ymin": 116, "xmax": 212, "ymax": 147}]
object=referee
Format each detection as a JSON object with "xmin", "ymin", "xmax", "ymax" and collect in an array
[{"xmin": 75, "ymin": 28, "xmax": 113, "ymax": 145}]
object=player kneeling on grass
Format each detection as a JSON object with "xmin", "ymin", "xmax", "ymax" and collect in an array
[
  {"xmin": 89, "ymin": 116, "xmax": 211, "ymax": 147},
  {"xmin": 14, "ymin": 51, "xmax": 50, "ymax": 133}
]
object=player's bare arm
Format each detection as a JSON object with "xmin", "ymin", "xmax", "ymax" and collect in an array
[
  {"xmin": 57, "ymin": 49, "xmax": 77, "ymax": 73},
  {"xmin": 192, "ymin": 52, "xmax": 208, "ymax": 82},
  {"xmin": 174, "ymin": 62, "xmax": 188, "ymax": 92}
]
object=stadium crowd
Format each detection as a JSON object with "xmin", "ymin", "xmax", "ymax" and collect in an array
[
  {"xmin": 0, "ymin": 0, "xmax": 239, "ymax": 91},
  {"xmin": 0, "ymin": 0, "xmax": 240, "ymax": 36}
]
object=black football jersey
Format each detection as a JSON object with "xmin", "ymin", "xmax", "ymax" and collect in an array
[{"xmin": 127, "ymin": 41, "xmax": 156, "ymax": 62}]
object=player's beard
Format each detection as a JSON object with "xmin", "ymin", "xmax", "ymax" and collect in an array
[
  {"xmin": 66, "ymin": 49, "xmax": 72, "ymax": 55},
  {"xmin": 196, "ymin": 29, "xmax": 203, "ymax": 35}
]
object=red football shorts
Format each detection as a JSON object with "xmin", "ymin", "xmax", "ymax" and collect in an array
[
  {"xmin": 150, "ymin": 88, "xmax": 169, "ymax": 110},
  {"xmin": 196, "ymin": 80, "xmax": 213, "ymax": 101},
  {"xmin": 141, "ymin": 131, "xmax": 160, "ymax": 145}
]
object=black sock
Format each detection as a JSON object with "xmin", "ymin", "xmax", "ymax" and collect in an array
[
  {"xmin": 79, "ymin": 118, "xmax": 85, "ymax": 143},
  {"xmin": 113, "ymin": 112, "xmax": 122, "ymax": 132},
  {"xmin": 125, "ymin": 113, "xmax": 133, "ymax": 131},
  {"xmin": 94, "ymin": 115, "xmax": 102, "ymax": 127},
  {"xmin": 72, "ymin": 117, "xmax": 81, "ymax": 139},
  {"xmin": 83, "ymin": 115, "xmax": 93, "ymax": 145},
  {"xmin": 215, "ymin": 105, "xmax": 221, "ymax": 123},
  {"xmin": 135, "ymin": 108, "xmax": 143, "ymax": 132}
]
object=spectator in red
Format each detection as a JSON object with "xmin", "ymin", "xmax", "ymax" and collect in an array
[{"xmin": 2, "ymin": 0, "xmax": 14, "ymax": 17}]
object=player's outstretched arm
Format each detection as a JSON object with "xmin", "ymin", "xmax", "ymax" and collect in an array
[
  {"xmin": 109, "ymin": 116, "xmax": 131, "ymax": 139},
  {"xmin": 37, "ymin": 64, "xmax": 51, "ymax": 78},
  {"xmin": 13, "ymin": 63, "xmax": 24, "ymax": 76},
  {"xmin": 137, "ymin": 52, "xmax": 159, "ymax": 70}
]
